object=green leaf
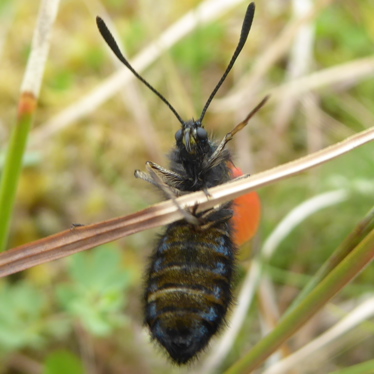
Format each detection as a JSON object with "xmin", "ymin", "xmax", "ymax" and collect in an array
[
  {"xmin": 0, "ymin": 282, "xmax": 46, "ymax": 351},
  {"xmin": 56, "ymin": 245, "xmax": 132, "ymax": 336}
]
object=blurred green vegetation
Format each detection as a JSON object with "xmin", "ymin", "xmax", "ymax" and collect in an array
[
  {"xmin": 0, "ymin": 0, "xmax": 373, "ymax": 373},
  {"xmin": 43, "ymin": 350, "xmax": 84, "ymax": 374}
]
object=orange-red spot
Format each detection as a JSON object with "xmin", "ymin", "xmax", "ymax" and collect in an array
[
  {"xmin": 230, "ymin": 166, "xmax": 261, "ymax": 247},
  {"xmin": 18, "ymin": 92, "xmax": 37, "ymax": 116}
]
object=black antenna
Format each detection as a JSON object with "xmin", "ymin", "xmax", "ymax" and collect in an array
[
  {"xmin": 97, "ymin": 2, "xmax": 255, "ymax": 127},
  {"xmin": 96, "ymin": 17, "xmax": 185, "ymax": 126},
  {"xmin": 198, "ymin": 2, "xmax": 255, "ymax": 123}
]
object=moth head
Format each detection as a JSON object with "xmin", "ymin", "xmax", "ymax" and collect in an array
[{"xmin": 175, "ymin": 120, "xmax": 208, "ymax": 154}]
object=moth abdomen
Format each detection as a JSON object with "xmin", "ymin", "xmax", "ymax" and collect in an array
[{"xmin": 144, "ymin": 219, "xmax": 235, "ymax": 364}]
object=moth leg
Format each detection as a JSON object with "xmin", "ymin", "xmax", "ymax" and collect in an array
[
  {"xmin": 134, "ymin": 163, "xmax": 183, "ymax": 196},
  {"xmin": 191, "ymin": 202, "xmax": 199, "ymax": 216},
  {"xmin": 205, "ymin": 96, "xmax": 269, "ymax": 170},
  {"xmin": 145, "ymin": 163, "xmax": 200, "ymax": 226},
  {"xmin": 200, "ymin": 205, "xmax": 233, "ymax": 221},
  {"xmin": 144, "ymin": 162, "xmax": 184, "ymax": 197},
  {"xmin": 203, "ymin": 187, "xmax": 212, "ymax": 198},
  {"xmin": 136, "ymin": 161, "xmax": 199, "ymax": 225},
  {"xmin": 146, "ymin": 161, "xmax": 184, "ymax": 181},
  {"xmin": 134, "ymin": 169, "xmax": 159, "ymax": 187},
  {"xmin": 197, "ymin": 205, "xmax": 233, "ymax": 230},
  {"xmin": 147, "ymin": 161, "xmax": 187, "ymax": 190},
  {"xmin": 199, "ymin": 212, "xmax": 233, "ymax": 230}
]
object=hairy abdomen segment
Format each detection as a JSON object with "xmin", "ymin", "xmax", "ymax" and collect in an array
[{"xmin": 144, "ymin": 219, "xmax": 235, "ymax": 364}]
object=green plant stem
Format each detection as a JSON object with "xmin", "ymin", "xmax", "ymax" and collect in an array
[
  {"xmin": 0, "ymin": 111, "xmax": 34, "ymax": 251},
  {"xmin": 286, "ymin": 208, "xmax": 374, "ymax": 315},
  {"xmin": 329, "ymin": 359, "xmax": 374, "ymax": 374},
  {"xmin": 0, "ymin": 0, "xmax": 60, "ymax": 252},
  {"xmin": 224, "ymin": 227, "xmax": 374, "ymax": 374}
]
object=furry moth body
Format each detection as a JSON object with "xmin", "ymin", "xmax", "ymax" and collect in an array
[{"xmin": 97, "ymin": 2, "xmax": 266, "ymax": 363}]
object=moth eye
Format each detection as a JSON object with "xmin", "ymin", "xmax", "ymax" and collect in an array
[
  {"xmin": 175, "ymin": 129, "xmax": 183, "ymax": 142},
  {"xmin": 196, "ymin": 127, "xmax": 208, "ymax": 140}
]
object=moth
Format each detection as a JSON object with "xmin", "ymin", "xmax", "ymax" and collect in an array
[{"xmin": 97, "ymin": 2, "xmax": 266, "ymax": 364}]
